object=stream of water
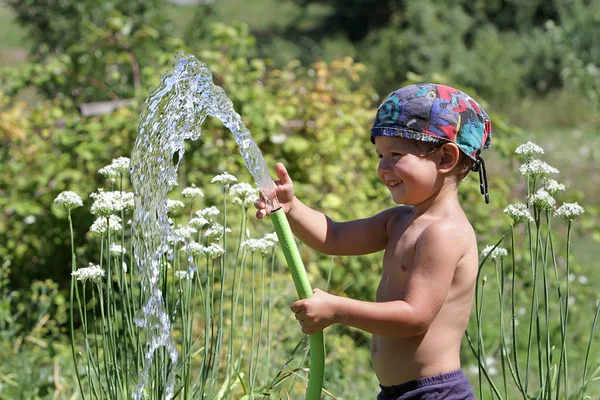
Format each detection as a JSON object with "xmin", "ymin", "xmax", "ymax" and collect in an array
[{"xmin": 130, "ymin": 53, "xmax": 276, "ymax": 399}]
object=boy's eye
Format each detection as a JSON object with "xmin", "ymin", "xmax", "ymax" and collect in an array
[
  {"xmin": 391, "ymin": 152, "xmax": 403, "ymax": 157},
  {"xmin": 376, "ymin": 153, "xmax": 383, "ymax": 159}
]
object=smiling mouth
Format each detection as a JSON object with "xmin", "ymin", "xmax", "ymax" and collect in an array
[{"xmin": 386, "ymin": 179, "xmax": 402, "ymax": 188}]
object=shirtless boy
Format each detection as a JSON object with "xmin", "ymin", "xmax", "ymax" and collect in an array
[{"xmin": 255, "ymin": 83, "xmax": 492, "ymax": 399}]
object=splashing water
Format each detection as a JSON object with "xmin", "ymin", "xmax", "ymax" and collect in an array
[{"xmin": 130, "ymin": 53, "xmax": 277, "ymax": 399}]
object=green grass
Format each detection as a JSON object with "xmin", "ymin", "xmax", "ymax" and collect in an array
[
  {"xmin": 166, "ymin": 0, "xmax": 331, "ymax": 37},
  {"xmin": 0, "ymin": 1, "xmax": 28, "ymax": 49}
]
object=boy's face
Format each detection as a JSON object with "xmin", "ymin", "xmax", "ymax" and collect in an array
[{"xmin": 374, "ymin": 136, "xmax": 443, "ymax": 205}]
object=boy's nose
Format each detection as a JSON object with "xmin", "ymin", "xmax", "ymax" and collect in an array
[{"xmin": 378, "ymin": 158, "xmax": 392, "ymax": 172}]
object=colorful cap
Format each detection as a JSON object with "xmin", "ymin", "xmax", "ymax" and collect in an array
[{"xmin": 370, "ymin": 83, "xmax": 492, "ymax": 160}]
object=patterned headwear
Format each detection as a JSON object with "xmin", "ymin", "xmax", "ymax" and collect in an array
[{"xmin": 370, "ymin": 83, "xmax": 492, "ymax": 203}]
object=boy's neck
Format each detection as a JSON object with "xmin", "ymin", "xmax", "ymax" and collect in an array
[{"xmin": 409, "ymin": 180, "xmax": 461, "ymax": 217}]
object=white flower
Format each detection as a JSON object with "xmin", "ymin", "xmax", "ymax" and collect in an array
[
  {"xmin": 555, "ymin": 202, "xmax": 585, "ymax": 220},
  {"xmin": 111, "ymin": 157, "xmax": 130, "ymax": 175},
  {"xmin": 528, "ymin": 189, "xmax": 556, "ymax": 210},
  {"xmin": 121, "ymin": 192, "xmax": 134, "ymax": 211},
  {"xmin": 174, "ymin": 270, "xmax": 194, "ymax": 280},
  {"xmin": 24, "ymin": 215, "xmax": 36, "ymax": 224},
  {"xmin": 182, "ymin": 184, "xmax": 204, "ymax": 198},
  {"xmin": 519, "ymin": 159, "xmax": 559, "ymax": 179},
  {"xmin": 229, "ymin": 183, "xmax": 258, "ymax": 207},
  {"xmin": 197, "ymin": 206, "xmax": 220, "ymax": 219},
  {"xmin": 168, "ymin": 178, "xmax": 179, "ymax": 189},
  {"xmin": 72, "ymin": 263, "xmax": 105, "ymax": 284},
  {"xmin": 174, "ymin": 225, "xmax": 198, "ymax": 241},
  {"xmin": 110, "ymin": 244, "xmax": 126, "ymax": 256},
  {"xmin": 189, "ymin": 216, "xmax": 209, "ymax": 229},
  {"xmin": 98, "ymin": 164, "xmax": 118, "ymax": 180},
  {"xmin": 242, "ymin": 238, "xmax": 271, "ymax": 255},
  {"xmin": 122, "ymin": 262, "xmax": 127, "ymax": 273},
  {"xmin": 504, "ymin": 203, "xmax": 534, "ymax": 225},
  {"xmin": 181, "ymin": 242, "xmax": 205, "ymax": 256},
  {"xmin": 542, "ymin": 179, "xmax": 565, "ymax": 196},
  {"xmin": 205, "ymin": 223, "xmax": 231, "ymax": 240},
  {"xmin": 210, "ymin": 172, "xmax": 238, "ymax": 187},
  {"xmin": 90, "ymin": 190, "xmax": 126, "ymax": 216},
  {"xmin": 54, "ymin": 191, "xmax": 83, "ymax": 211},
  {"xmin": 262, "ymin": 232, "xmax": 279, "ymax": 246},
  {"xmin": 167, "ymin": 199, "xmax": 185, "ymax": 213},
  {"xmin": 515, "ymin": 142, "xmax": 545, "ymax": 158},
  {"xmin": 578, "ymin": 275, "xmax": 589, "ymax": 285},
  {"xmin": 202, "ymin": 243, "xmax": 225, "ymax": 259},
  {"xmin": 90, "ymin": 215, "xmax": 122, "ymax": 235},
  {"xmin": 481, "ymin": 245, "xmax": 509, "ymax": 262}
]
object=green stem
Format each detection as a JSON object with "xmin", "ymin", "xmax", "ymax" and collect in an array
[
  {"xmin": 68, "ymin": 212, "xmax": 86, "ymax": 398},
  {"xmin": 562, "ymin": 221, "xmax": 572, "ymax": 399},
  {"xmin": 510, "ymin": 225, "xmax": 526, "ymax": 397},
  {"xmin": 542, "ymin": 210, "xmax": 552, "ymax": 399},
  {"xmin": 270, "ymin": 210, "xmax": 324, "ymax": 400},
  {"xmin": 496, "ymin": 259, "xmax": 508, "ymax": 399},
  {"xmin": 265, "ymin": 249, "xmax": 275, "ymax": 387},
  {"xmin": 580, "ymin": 298, "xmax": 600, "ymax": 398}
]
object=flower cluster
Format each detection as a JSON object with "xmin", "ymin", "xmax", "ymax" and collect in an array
[
  {"xmin": 90, "ymin": 215, "xmax": 123, "ymax": 235},
  {"xmin": 481, "ymin": 245, "xmax": 509, "ymax": 262},
  {"xmin": 519, "ymin": 159, "xmax": 559, "ymax": 180},
  {"xmin": 72, "ymin": 263, "xmax": 105, "ymax": 284},
  {"xmin": 504, "ymin": 203, "xmax": 534, "ymax": 225},
  {"xmin": 229, "ymin": 182, "xmax": 258, "ymax": 208},
  {"xmin": 515, "ymin": 141, "xmax": 544, "ymax": 158},
  {"xmin": 205, "ymin": 223, "xmax": 232, "ymax": 240},
  {"xmin": 197, "ymin": 206, "xmax": 220, "ymax": 219},
  {"xmin": 110, "ymin": 244, "xmax": 126, "ymax": 256},
  {"xmin": 90, "ymin": 190, "xmax": 127, "ymax": 216},
  {"xmin": 242, "ymin": 234, "xmax": 278, "ymax": 255},
  {"xmin": 188, "ymin": 216, "xmax": 209, "ymax": 229},
  {"xmin": 542, "ymin": 179, "xmax": 565, "ymax": 196},
  {"xmin": 555, "ymin": 202, "xmax": 585, "ymax": 220},
  {"xmin": 181, "ymin": 242, "xmax": 205, "ymax": 256},
  {"xmin": 54, "ymin": 191, "xmax": 83, "ymax": 211},
  {"xmin": 210, "ymin": 172, "xmax": 237, "ymax": 188},
  {"xmin": 182, "ymin": 184, "xmax": 204, "ymax": 199},
  {"xmin": 262, "ymin": 232, "xmax": 279, "ymax": 246},
  {"xmin": 528, "ymin": 189, "xmax": 556, "ymax": 210},
  {"xmin": 98, "ymin": 157, "xmax": 131, "ymax": 181},
  {"xmin": 202, "ymin": 243, "xmax": 225, "ymax": 259},
  {"xmin": 173, "ymin": 225, "xmax": 198, "ymax": 242},
  {"xmin": 167, "ymin": 199, "xmax": 185, "ymax": 213},
  {"xmin": 174, "ymin": 270, "xmax": 195, "ymax": 280}
]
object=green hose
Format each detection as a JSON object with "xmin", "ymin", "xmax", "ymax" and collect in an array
[{"xmin": 270, "ymin": 209, "xmax": 325, "ymax": 400}]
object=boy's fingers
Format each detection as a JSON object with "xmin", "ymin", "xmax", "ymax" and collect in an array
[
  {"xmin": 290, "ymin": 301, "xmax": 299, "ymax": 313},
  {"xmin": 275, "ymin": 163, "xmax": 292, "ymax": 185},
  {"xmin": 294, "ymin": 309, "xmax": 307, "ymax": 321}
]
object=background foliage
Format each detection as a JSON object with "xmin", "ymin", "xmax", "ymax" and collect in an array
[{"xmin": 0, "ymin": 0, "xmax": 598, "ymax": 397}]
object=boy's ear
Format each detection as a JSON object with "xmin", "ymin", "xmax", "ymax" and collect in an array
[{"xmin": 438, "ymin": 143, "xmax": 460, "ymax": 174}]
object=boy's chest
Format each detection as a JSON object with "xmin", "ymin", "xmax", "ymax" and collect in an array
[{"xmin": 377, "ymin": 225, "xmax": 422, "ymax": 301}]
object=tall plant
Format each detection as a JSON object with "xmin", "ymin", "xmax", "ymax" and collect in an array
[
  {"xmin": 55, "ymin": 159, "xmax": 315, "ymax": 399},
  {"xmin": 469, "ymin": 141, "xmax": 599, "ymax": 399}
]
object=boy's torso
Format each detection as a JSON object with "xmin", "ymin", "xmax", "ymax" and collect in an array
[{"xmin": 371, "ymin": 206, "xmax": 478, "ymax": 386}]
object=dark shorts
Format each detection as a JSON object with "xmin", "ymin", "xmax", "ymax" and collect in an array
[{"xmin": 377, "ymin": 369, "xmax": 475, "ymax": 400}]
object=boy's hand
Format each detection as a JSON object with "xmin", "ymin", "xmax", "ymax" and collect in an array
[
  {"xmin": 255, "ymin": 162, "xmax": 295, "ymax": 219},
  {"xmin": 290, "ymin": 289, "xmax": 340, "ymax": 334}
]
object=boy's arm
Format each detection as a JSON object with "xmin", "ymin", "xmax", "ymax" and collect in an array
[
  {"xmin": 291, "ymin": 223, "xmax": 464, "ymax": 337},
  {"xmin": 286, "ymin": 196, "xmax": 401, "ymax": 256},
  {"xmin": 257, "ymin": 163, "xmax": 401, "ymax": 256}
]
